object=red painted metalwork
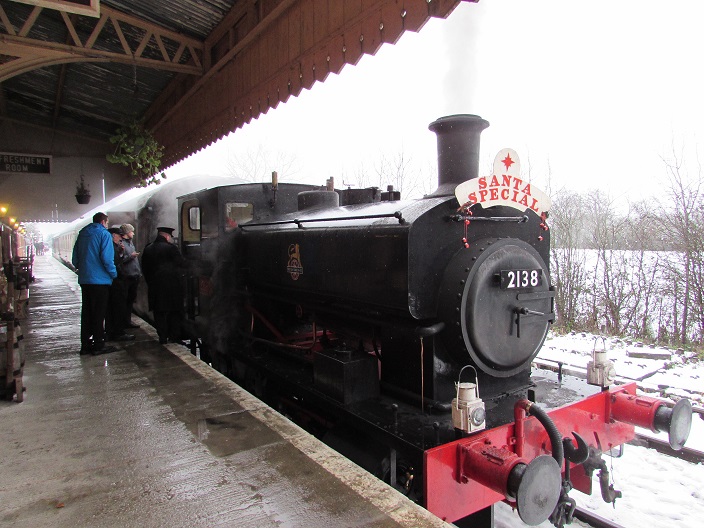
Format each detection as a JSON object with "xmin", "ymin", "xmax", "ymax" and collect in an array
[
  {"xmin": 458, "ymin": 441, "xmax": 526, "ymax": 498},
  {"xmin": 610, "ymin": 388, "xmax": 664, "ymax": 431},
  {"xmin": 424, "ymin": 383, "xmax": 640, "ymax": 523}
]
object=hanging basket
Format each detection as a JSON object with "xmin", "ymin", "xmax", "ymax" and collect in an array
[
  {"xmin": 107, "ymin": 120, "xmax": 166, "ymax": 187},
  {"xmin": 75, "ymin": 174, "xmax": 90, "ymax": 204},
  {"xmin": 75, "ymin": 193, "xmax": 91, "ymax": 205}
]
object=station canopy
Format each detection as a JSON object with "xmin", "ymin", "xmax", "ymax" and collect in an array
[{"xmin": 1, "ymin": 0, "xmax": 474, "ymax": 169}]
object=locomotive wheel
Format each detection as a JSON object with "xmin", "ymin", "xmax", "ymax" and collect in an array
[
  {"xmin": 380, "ymin": 456, "xmax": 418, "ymax": 499},
  {"xmin": 439, "ymin": 238, "xmax": 552, "ymax": 377}
]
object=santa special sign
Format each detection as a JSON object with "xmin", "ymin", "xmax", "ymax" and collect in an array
[{"xmin": 455, "ymin": 148, "xmax": 551, "ymax": 216}]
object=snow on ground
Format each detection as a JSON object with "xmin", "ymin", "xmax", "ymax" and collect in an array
[
  {"xmin": 493, "ymin": 331, "xmax": 704, "ymax": 528},
  {"xmin": 538, "ymin": 332, "xmax": 704, "ymax": 449},
  {"xmin": 539, "ymin": 333, "xmax": 703, "ymax": 404}
]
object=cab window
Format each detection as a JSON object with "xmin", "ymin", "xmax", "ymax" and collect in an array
[
  {"xmin": 225, "ymin": 202, "xmax": 253, "ymax": 231},
  {"xmin": 180, "ymin": 199, "xmax": 201, "ymax": 244},
  {"xmin": 188, "ymin": 206, "xmax": 200, "ymax": 230}
]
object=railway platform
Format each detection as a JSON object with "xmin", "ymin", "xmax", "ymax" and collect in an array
[{"xmin": 0, "ymin": 255, "xmax": 449, "ymax": 528}]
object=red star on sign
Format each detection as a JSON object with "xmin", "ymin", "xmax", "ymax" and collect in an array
[{"xmin": 502, "ymin": 154, "xmax": 514, "ymax": 171}]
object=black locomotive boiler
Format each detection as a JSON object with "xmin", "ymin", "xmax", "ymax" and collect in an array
[
  {"xmin": 234, "ymin": 116, "xmax": 552, "ymax": 408},
  {"xmin": 179, "ymin": 115, "xmax": 692, "ymax": 527}
]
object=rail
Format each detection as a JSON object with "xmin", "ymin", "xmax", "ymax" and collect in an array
[
  {"xmin": 573, "ymin": 506, "xmax": 626, "ymax": 528},
  {"xmin": 630, "ymin": 433, "xmax": 704, "ymax": 464}
]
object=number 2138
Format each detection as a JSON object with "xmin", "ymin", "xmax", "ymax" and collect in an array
[{"xmin": 501, "ymin": 269, "xmax": 542, "ymax": 289}]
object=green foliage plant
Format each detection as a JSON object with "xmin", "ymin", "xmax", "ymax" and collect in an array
[{"xmin": 107, "ymin": 120, "xmax": 167, "ymax": 187}]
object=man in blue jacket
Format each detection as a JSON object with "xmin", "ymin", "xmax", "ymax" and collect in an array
[{"xmin": 72, "ymin": 212, "xmax": 118, "ymax": 355}]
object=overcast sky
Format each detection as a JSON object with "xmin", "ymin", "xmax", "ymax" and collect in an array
[{"xmin": 167, "ymin": 1, "xmax": 704, "ymax": 205}]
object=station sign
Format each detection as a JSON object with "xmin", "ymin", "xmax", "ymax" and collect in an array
[{"xmin": 0, "ymin": 153, "xmax": 52, "ymax": 175}]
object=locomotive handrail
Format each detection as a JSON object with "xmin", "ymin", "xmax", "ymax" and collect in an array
[
  {"xmin": 450, "ymin": 214, "xmax": 529, "ymax": 223},
  {"xmin": 240, "ymin": 211, "xmax": 406, "ymax": 229}
]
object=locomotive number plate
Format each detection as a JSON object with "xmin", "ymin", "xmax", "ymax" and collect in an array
[{"xmin": 500, "ymin": 269, "xmax": 542, "ymax": 289}]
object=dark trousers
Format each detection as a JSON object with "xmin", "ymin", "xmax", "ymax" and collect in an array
[
  {"xmin": 80, "ymin": 284, "xmax": 110, "ymax": 348},
  {"xmin": 154, "ymin": 311, "xmax": 184, "ymax": 343},
  {"xmin": 124, "ymin": 276, "xmax": 139, "ymax": 326},
  {"xmin": 106, "ymin": 278, "xmax": 128, "ymax": 338}
]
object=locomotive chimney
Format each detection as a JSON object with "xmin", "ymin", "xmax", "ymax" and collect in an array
[{"xmin": 428, "ymin": 114, "xmax": 489, "ymax": 197}]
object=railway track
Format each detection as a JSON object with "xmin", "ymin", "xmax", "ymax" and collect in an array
[
  {"xmin": 569, "ymin": 433, "xmax": 703, "ymax": 528},
  {"xmin": 573, "ymin": 507, "xmax": 625, "ymax": 528},
  {"xmin": 630, "ymin": 432, "xmax": 704, "ymax": 464}
]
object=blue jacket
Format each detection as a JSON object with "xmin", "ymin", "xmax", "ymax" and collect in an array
[{"xmin": 72, "ymin": 222, "xmax": 117, "ymax": 285}]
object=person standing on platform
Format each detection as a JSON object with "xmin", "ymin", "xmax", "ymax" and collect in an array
[
  {"xmin": 141, "ymin": 227, "xmax": 186, "ymax": 344},
  {"xmin": 105, "ymin": 227, "xmax": 134, "ymax": 342},
  {"xmin": 119, "ymin": 223, "xmax": 141, "ymax": 329},
  {"xmin": 71, "ymin": 212, "xmax": 117, "ymax": 355}
]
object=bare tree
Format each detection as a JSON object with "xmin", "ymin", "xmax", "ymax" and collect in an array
[
  {"xmin": 659, "ymin": 144, "xmax": 704, "ymax": 343},
  {"xmin": 659, "ymin": 256, "xmax": 684, "ymax": 344},
  {"xmin": 549, "ymin": 188, "xmax": 590, "ymax": 331},
  {"xmin": 622, "ymin": 202, "xmax": 662, "ymax": 339},
  {"xmin": 341, "ymin": 160, "xmax": 379, "ymax": 190},
  {"xmin": 414, "ymin": 159, "xmax": 437, "ymax": 198},
  {"xmin": 374, "ymin": 151, "xmax": 413, "ymax": 196},
  {"xmin": 585, "ymin": 191, "xmax": 643, "ymax": 336},
  {"xmin": 546, "ymin": 150, "xmax": 704, "ymax": 346},
  {"xmin": 359, "ymin": 149, "xmax": 436, "ymax": 199},
  {"xmin": 226, "ymin": 144, "xmax": 300, "ymax": 183}
]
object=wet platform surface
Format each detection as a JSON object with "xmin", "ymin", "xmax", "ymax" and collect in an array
[{"xmin": 0, "ymin": 256, "xmax": 449, "ymax": 528}]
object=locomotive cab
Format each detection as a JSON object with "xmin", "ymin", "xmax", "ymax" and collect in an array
[{"xmin": 177, "ymin": 180, "xmax": 320, "ymax": 360}]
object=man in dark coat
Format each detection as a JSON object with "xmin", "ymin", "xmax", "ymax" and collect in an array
[
  {"xmin": 141, "ymin": 227, "xmax": 187, "ymax": 344},
  {"xmin": 105, "ymin": 226, "xmax": 134, "ymax": 342}
]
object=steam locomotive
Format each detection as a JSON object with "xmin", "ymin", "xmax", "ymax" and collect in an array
[
  {"xmin": 175, "ymin": 114, "xmax": 693, "ymax": 526},
  {"xmin": 53, "ymin": 114, "xmax": 694, "ymax": 527}
]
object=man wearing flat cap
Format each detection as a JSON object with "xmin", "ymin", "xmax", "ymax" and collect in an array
[
  {"xmin": 141, "ymin": 226, "xmax": 187, "ymax": 344},
  {"xmin": 105, "ymin": 226, "xmax": 133, "ymax": 341}
]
